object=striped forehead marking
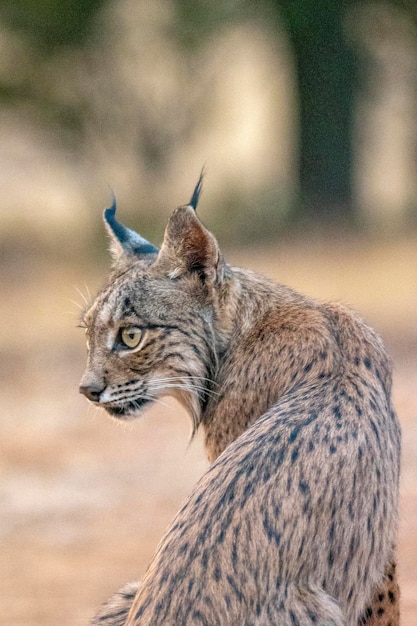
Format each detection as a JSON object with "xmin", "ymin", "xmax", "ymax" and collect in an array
[
  {"xmin": 97, "ymin": 300, "xmax": 114, "ymax": 326},
  {"xmin": 87, "ymin": 287, "xmax": 122, "ymax": 328}
]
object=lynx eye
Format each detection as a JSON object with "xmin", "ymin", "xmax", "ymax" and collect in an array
[{"xmin": 120, "ymin": 327, "xmax": 142, "ymax": 349}]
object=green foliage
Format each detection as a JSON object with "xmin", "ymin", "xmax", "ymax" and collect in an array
[
  {"xmin": 172, "ymin": 0, "xmax": 279, "ymax": 49},
  {"xmin": 0, "ymin": 0, "xmax": 106, "ymax": 52},
  {"xmin": 270, "ymin": 0, "xmax": 358, "ymax": 216}
]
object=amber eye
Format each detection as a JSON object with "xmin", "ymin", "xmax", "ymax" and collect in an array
[{"xmin": 120, "ymin": 327, "xmax": 142, "ymax": 349}]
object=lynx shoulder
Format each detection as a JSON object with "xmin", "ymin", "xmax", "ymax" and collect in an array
[{"xmin": 80, "ymin": 178, "xmax": 401, "ymax": 625}]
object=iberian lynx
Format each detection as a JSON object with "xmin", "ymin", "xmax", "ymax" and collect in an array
[{"xmin": 80, "ymin": 176, "xmax": 401, "ymax": 625}]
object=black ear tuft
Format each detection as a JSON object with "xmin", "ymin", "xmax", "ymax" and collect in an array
[
  {"xmin": 103, "ymin": 193, "xmax": 158, "ymax": 262},
  {"xmin": 189, "ymin": 168, "xmax": 205, "ymax": 211}
]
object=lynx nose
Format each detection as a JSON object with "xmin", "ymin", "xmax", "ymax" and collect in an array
[{"xmin": 79, "ymin": 383, "xmax": 105, "ymax": 402}]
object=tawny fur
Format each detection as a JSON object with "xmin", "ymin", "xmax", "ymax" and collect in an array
[{"xmin": 81, "ymin": 201, "xmax": 401, "ymax": 625}]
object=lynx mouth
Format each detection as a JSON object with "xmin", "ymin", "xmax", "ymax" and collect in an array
[{"xmin": 105, "ymin": 398, "xmax": 151, "ymax": 419}]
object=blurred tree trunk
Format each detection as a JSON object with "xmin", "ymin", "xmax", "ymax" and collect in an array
[{"xmin": 277, "ymin": 0, "xmax": 358, "ymax": 221}]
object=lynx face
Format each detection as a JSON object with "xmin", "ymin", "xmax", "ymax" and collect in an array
[
  {"xmin": 79, "ymin": 176, "xmax": 224, "ymax": 427},
  {"xmin": 80, "ymin": 265, "xmax": 217, "ymax": 424}
]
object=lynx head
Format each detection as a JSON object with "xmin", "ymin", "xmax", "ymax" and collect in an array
[{"xmin": 79, "ymin": 174, "xmax": 228, "ymax": 431}]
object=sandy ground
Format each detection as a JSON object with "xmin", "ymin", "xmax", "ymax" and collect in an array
[{"xmin": 0, "ymin": 234, "xmax": 416, "ymax": 625}]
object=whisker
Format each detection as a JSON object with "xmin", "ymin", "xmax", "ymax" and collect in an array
[
  {"xmin": 147, "ymin": 382, "xmax": 220, "ymax": 399},
  {"xmin": 175, "ymin": 375, "xmax": 220, "ymax": 387},
  {"xmin": 147, "ymin": 397, "xmax": 173, "ymax": 411},
  {"xmin": 148, "ymin": 374, "xmax": 219, "ymax": 387},
  {"xmin": 74, "ymin": 285, "xmax": 90, "ymax": 308},
  {"xmin": 148, "ymin": 380, "xmax": 207, "ymax": 392},
  {"xmin": 151, "ymin": 376, "xmax": 220, "ymax": 393},
  {"xmin": 68, "ymin": 298, "xmax": 85, "ymax": 312},
  {"xmin": 84, "ymin": 283, "xmax": 91, "ymax": 302},
  {"xmin": 106, "ymin": 391, "xmax": 174, "ymax": 413},
  {"xmin": 131, "ymin": 396, "xmax": 173, "ymax": 413}
]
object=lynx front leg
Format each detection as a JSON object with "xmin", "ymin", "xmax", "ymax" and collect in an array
[
  {"xmin": 91, "ymin": 581, "xmax": 139, "ymax": 626},
  {"xmin": 359, "ymin": 561, "xmax": 400, "ymax": 626}
]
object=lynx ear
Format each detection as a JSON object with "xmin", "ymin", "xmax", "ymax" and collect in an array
[
  {"xmin": 103, "ymin": 194, "xmax": 158, "ymax": 263},
  {"xmin": 155, "ymin": 206, "xmax": 223, "ymax": 285},
  {"xmin": 154, "ymin": 176, "xmax": 223, "ymax": 285}
]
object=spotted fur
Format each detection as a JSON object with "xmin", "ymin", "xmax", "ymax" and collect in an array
[{"xmin": 80, "ymin": 194, "xmax": 401, "ymax": 625}]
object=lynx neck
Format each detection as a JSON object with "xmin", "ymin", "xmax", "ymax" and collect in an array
[{"xmin": 203, "ymin": 267, "xmax": 338, "ymax": 462}]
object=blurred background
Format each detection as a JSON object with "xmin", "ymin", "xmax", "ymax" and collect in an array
[{"xmin": 0, "ymin": 1, "xmax": 416, "ymax": 624}]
